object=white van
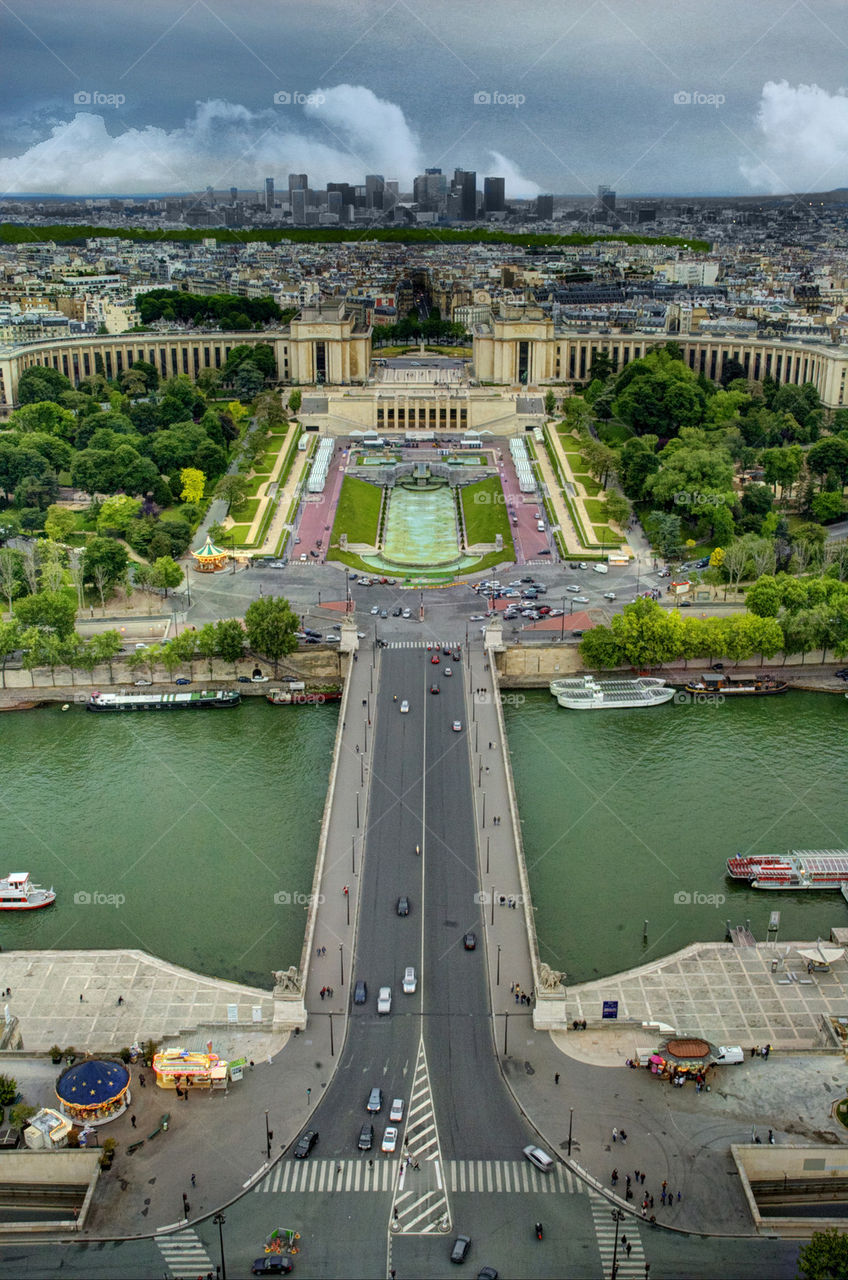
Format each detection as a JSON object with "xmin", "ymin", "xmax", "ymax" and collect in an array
[
  {"xmin": 713, "ymin": 1045, "xmax": 744, "ymax": 1065},
  {"xmin": 523, "ymin": 1144, "xmax": 554, "ymax": 1173},
  {"xmin": 593, "ymin": 563, "xmax": 608, "ymax": 574},
  {"xmin": 536, "ymin": 521, "xmax": 545, "ymax": 532}
]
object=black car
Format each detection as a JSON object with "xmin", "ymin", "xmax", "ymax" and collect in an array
[
  {"xmin": 538, "ymin": 548, "xmax": 551, "ymax": 555},
  {"xmin": 450, "ymin": 1235, "xmax": 472, "ymax": 1263},
  {"xmin": 237, "ymin": 675, "xmax": 252, "ymax": 682},
  {"xmin": 252, "ymin": 1258, "xmax": 293, "ymax": 1275},
  {"xmin": 294, "ymin": 1129, "xmax": 319, "ymax": 1158},
  {"xmin": 392, "ymin": 607, "xmax": 402, "ymax": 616},
  {"xmin": 835, "ymin": 668, "xmax": 848, "ymax": 680},
  {"xmin": 397, "ymin": 896, "xmax": 410, "ymax": 916},
  {"xmin": 358, "ymin": 1122, "xmax": 374, "ymax": 1151},
  {"xmin": 354, "ymin": 979, "xmax": 367, "ymax": 1005},
  {"xmin": 463, "ymin": 932, "xmax": 476, "ymax": 950}
]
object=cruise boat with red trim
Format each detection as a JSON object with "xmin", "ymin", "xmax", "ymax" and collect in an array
[
  {"xmin": 684, "ymin": 674, "xmax": 789, "ymax": 695},
  {"xmin": 0, "ymin": 872, "xmax": 55, "ymax": 910},
  {"xmin": 727, "ymin": 850, "xmax": 848, "ymax": 890}
]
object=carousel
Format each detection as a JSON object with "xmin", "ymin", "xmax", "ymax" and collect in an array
[
  {"xmin": 55, "ymin": 1057, "xmax": 131, "ymax": 1126},
  {"xmin": 647, "ymin": 1037, "xmax": 719, "ymax": 1087},
  {"xmin": 190, "ymin": 535, "xmax": 230, "ymax": 573}
]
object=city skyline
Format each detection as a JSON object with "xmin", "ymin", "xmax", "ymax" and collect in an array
[{"xmin": 0, "ymin": 0, "xmax": 846, "ymax": 198}]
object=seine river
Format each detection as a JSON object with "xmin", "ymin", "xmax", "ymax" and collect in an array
[
  {"xmin": 3, "ymin": 691, "xmax": 847, "ymax": 989},
  {"xmin": 505, "ymin": 690, "xmax": 848, "ymax": 983},
  {"xmin": 0, "ymin": 701, "xmax": 337, "ymax": 989}
]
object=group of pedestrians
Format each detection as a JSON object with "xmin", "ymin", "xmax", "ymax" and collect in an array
[
  {"xmin": 611, "ymin": 1166, "xmax": 682, "ymax": 1218},
  {"xmin": 319, "ymin": 986, "xmax": 334, "ymax": 999},
  {"xmin": 511, "ymin": 982, "xmax": 533, "ymax": 1005}
]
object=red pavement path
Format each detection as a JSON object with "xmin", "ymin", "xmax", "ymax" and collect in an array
[
  {"xmin": 297, "ymin": 444, "xmax": 349, "ymax": 562},
  {"xmin": 497, "ymin": 448, "xmax": 546, "ymax": 564}
]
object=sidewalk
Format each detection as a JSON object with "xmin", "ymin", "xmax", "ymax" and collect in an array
[{"xmin": 75, "ymin": 646, "xmax": 378, "ymax": 1239}]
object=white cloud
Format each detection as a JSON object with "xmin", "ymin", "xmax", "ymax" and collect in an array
[
  {"xmin": 487, "ymin": 150, "xmax": 541, "ymax": 200},
  {"xmin": 0, "ymin": 88, "xmax": 424, "ymax": 194},
  {"xmin": 741, "ymin": 81, "xmax": 848, "ymax": 193}
]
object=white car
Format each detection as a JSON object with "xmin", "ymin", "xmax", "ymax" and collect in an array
[
  {"xmin": 389, "ymin": 1098, "xmax": 405, "ymax": 1122},
  {"xmin": 572, "ymin": 596, "xmax": 589, "ymax": 604},
  {"xmin": 251, "ymin": 675, "xmax": 270, "ymax": 682},
  {"xmin": 381, "ymin": 1126, "xmax": 399, "ymax": 1153},
  {"xmin": 134, "ymin": 642, "xmax": 148, "ymax": 650},
  {"xmin": 400, "ymin": 700, "xmax": 410, "ymax": 714},
  {"xmin": 469, "ymin": 614, "xmax": 485, "ymax": 621},
  {"xmin": 566, "ymin": 584, "xmax": 581, "ymax": 592},
  {"xmin": 377, "ymin": 986, "xmax": 392, "ymax": 1015},
  {"xmin": 299, "ymin": 553, "xmax": 307, "ymax": 561},
  {"xmin": 134, "ymin": 679, "xmax": 152, "ymax": 686},
  {"xmin": 593, "ymin": 563, "xmax": 609, "ymax": 573},
  {"xmin": 402, "ymin": 608, "xmax": 412, "ymax": 619},
  {"xmin": 370, "ymin": 605, "xmax": 380, "ymax": 615},
  {"xmin": 325, "ymin": 634, "xmax": 340, "ymax": 642},
  {"xmin": 603, "ymin": 591, "xmax": 616, "ymax": 600},
  {"xmin": 578, "ymin": 562, "xmax": 588, "ymax": 570},
  {"xmin": 444, "ymin": 667, "xmax": 452, "ymax": 677},
  {"xmin": 402, "ymin": 966, "xmax": 416, "ymax": 994},
  {"xmin": 452, "ymin": 720, "xmax": 462, "ymax": 732}
]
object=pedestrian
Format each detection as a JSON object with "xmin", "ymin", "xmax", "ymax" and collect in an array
[
  {"xmin": 641, "ymin": 1206, "xmax": 647, "ymax": 1219},
  {"xmin": 139, "ymin": 1073, "xmax": 145, "ymax": 1088},
  {"xmin": 768, "ymin": 1129, "xmax": 774, "ymax": 1144},
  {"xmin": 184, "ymin": 1201, "xmax": 190, "ymax": 1219},
  {"xmin": 328, "ymin": 986, "xmax": 333, "ymax": 997},
  {"xmin": 635, "ymin": 1168, "xmax": 640, "ymax": 1182},
  {"xmin": 368, "ymin": 1158, "xmax": 374, "ymax": 1168},
  {"xmin": 79, "ymin": 994, "xmax": 84, "ymax": 1002},
  {"xmin": 175, "ymin": 1086, "xmax": 183, "ymax": 1099},
  {"xmin": 649, "ymin": 1194, "xmax": 654, "ymax": 1208},
  {"xmin": 661, "ymin": 1190, "xmax": 666, "ymax": 1204},
  {"xmin": 619, "ymin": 1129, "xmax": 627, "ymax": 1144},
  {"xmin": 355, "ymin": 744, "xmax": 359, "ymax": 753},
  {"xmin": 117, "ymin": 996, "xmax": 124, "ymax": 1006},
  {"xmin": 640, "ymin": 1172, "xmax": 645, "ymax": 1185},
  {"xmin": 130, "ymin": 1115, "xmax": 136, "ymax": 1128},
  {"xmin": 612, "ymin": 1127, "xmax": 618, "ymax": 1143},
  {"xmin": 625, "ymin": 1242, "xmax": 632, "ymax": 1257},
  {"xmin": 249, "ymin": 1060, "xmax": 254, "ymax": 1070},
  {"xmin": 752, "ymin": 1045, "xmax": 759, "ymax": 1058},
  {"xmin": 554, "ymin": 1072, "xmax": 560, "ymax": 1085},
  {"xmin": 191, "ymin": 1173, "xmax": 196, "ymax": 1187},
  {"xmin": 611, "ymin": 1168, "xmax": 618, "ymax": 1185},
  {"xmin": 661, "ymin": 1180, "xmax": 667, "ymax": 1193},
  {"xmin": 320, "ymin": 987, "xmax": 325, "ymax": 1000},
  {"xmin": 764, "ymin": 1043, "xmax": 771, "ymax": 1059},
  {"xmin": 677, "ymin": 1190, "xmax": 682, "ymax": 1201},
  {"xmin": 625, "ymin": 1174, "xmax": 631, "ymax": 1186},
  {"xmin": 515, "ymin": 990, "xmax": 520, "ymax": 1003}
]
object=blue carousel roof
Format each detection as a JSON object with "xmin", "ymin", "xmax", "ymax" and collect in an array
[{"xmin": 56, "ymin": 1058, "xmax": 130, "ymax": 1107}]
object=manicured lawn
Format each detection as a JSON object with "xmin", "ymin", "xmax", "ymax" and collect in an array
[
  {"xmin": 461, "ymin": 477, "xmax": 510, "ymax": 544},
  {"xmin": 584, "ymin": 498, "xmax": 608, "ymax": 521},
  {"xmin": 563, "ymin": 451, "xmax": 586, "ymax": 467},
  {"xmin": 597, "ymin": 419, "xmax": 633, "ymax": 445},
  {"xmin": 226, "ymin": 524, "xmax": 253, "ymax": 547},
  {"xmin": 330, "ymin": 476, "xmax": 381, "ymax": 545},
  {"xmin": 575, "ymin": 474, "xmax": 603, "ymax": 496},
  {"xmin": 592, "ymin": 524, "xmax": 617, "ymax": 543},
  {"xmin": 230, "ymin": 498, "xmax": 261, "ymax": 523}
]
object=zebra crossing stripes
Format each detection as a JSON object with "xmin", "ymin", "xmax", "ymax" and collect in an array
[
  {"xmin": 156, "ymin": 1228, "xmax": 213, "ymax": 1278},
  {"xmin": 392, "ymin": 1036, "xmax": 451, "ymax": 1234},
  {"xmin": 446, "ymin": 1159, "xmax": 580, "ymax": 1195},
  {"xmin": 387, "ymin": 639, "xmax": 463, "ymax": 649},
  {"xmin": 589, "ymin": 1192, "xmax": 647, "ymax": 1278},
  {"xmin": 254, "ymin": 1157, "xmax": 395, "ymax": 1194}
]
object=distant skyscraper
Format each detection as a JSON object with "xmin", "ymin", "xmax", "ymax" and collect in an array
[
  {"xmin": 453, "ymin": 169, "xmax": 477, "ymax": 221},
  {"xmin": 205, "ymin": 185, "xmax": 215, "ymax": 206},
  {"xmin": 535, "ymin": 194, "xmax": 554, "ymax": 220},
  {"xmin": 327, "ymin": 190, "xmax": 342, "ymax": 215},
  {"xmin": 229, "ymin": 186, "xmax": 238, "ymax": 204},
  {"xmin": 365, "ymin": 174, "xmax": 385, "ymax": 210},
  {"xmin": 288, "ymin": 173, "xmax": 308, "ymax": 194},
  {"xmin": 597, "ymin": 185, "xmax": 616, "ymax": 214},
  {"xmin": 264, "ymin": 177, "xmax": 275, "ymax": 213},
  {"xmin": 291, "ymin": 188, "xmax": 307, "ymax": 223},
  {"xmin": 483, "ymin": 177, "xmax": 505, "ymax": 213}
]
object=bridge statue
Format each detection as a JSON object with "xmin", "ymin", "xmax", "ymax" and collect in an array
[
  {"xmin": 539, "ymin": 962, "xmax": 566, "ymax": 992},
  {"xmin": 272, "ymin": 966, "xmax": 302, "ymax": 995}
]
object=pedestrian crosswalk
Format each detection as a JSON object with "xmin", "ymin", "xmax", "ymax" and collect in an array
[
  {"xmin": 386, "ymin": 640, "xmax": 464, "ymax": 649},
  {"xmin": 255, "ymin": 1156, "xmax": 396, "ymax": 1194},
  {"xmin": 589, "ymin": 1191, "xmax": 646, "ymax": 1278},
  {"xmin": 254, "ymin": 1155, "xmax": 582, "ymax": 1197},
  {"xmin": 446, "ymin": 1159, "xmax": 581, "ymax": 1195},
  {"xmin": 156, "ymin": 1228, "xmax": 214, "ymax": 1278}
]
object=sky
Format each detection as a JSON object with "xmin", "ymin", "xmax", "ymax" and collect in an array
[{"xmin": 1, "ymin": 0, "xmax": 848, "ymax": 198}]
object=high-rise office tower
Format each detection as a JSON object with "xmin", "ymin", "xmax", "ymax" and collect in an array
[
  {"xmin": 291, "ymin": 188, "xmax": 307, "ymax": 223},
  {"xmin": 535, "ymin": 194, "xmax": 554, "ymax": 220},
  {"xmin": 453, "ymin": 169, "xmax": 477, "ymax": 221},
  {"xmin": 597, "ymin": 185, "xmax": 616, "ymax": 214},
  {"xmin": 483, "ymin": 177, "xmax": 505, "ymax": 213},
  {"xmin": 365, "ymin": 174, "xmax": 385, "ymax": 210},
  {"xmin": 288, "ymin": 173, "xmax": 308, "ymax": 195},
  {"xmin": 229, "ymin": 186, "xmax": 238, "ymax": 204},
  {"xmin": 264, "ymin": 178, "xmax": 275, "ymax": 213}
]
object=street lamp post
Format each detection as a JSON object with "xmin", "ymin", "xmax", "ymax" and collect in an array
[
  {"xmin": 213, "ymin": 1212, "xmax": 227, "ymax": 1280},
  {"xmin": 264, "ymin": 1110, "xmax": 272, "ymax": 1161},
  {"xmin": 568, "ymin": 1107, "xmax": 574, "ymax": 1157},
  {"xmin": 339, "ymin": 944, "xmax": 344, "ymax": 986},
  {"xmin": 560, "ymin": 597, "xmax": 566, "ymax": 641},
  {"xmin": 496, "ymin": 944, "xmax": 501, "ymax": 986}
]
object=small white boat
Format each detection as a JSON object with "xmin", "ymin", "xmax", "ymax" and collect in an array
[
  {"xmin": 0, "ymin": 872, "xmax": 55, "ymax": 910},
  {"xmin": 549, "ymin": 675, "xmax": 674, "ymax": 710}
]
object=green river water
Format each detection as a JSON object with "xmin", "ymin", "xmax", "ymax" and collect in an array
[{"xmin": 2, "ymin": 691, "xmax": 846, "ymax": 989}]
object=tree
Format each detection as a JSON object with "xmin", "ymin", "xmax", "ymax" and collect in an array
[
  {"xmin": 14, "ymin": 589, "xmax": 77, "ymax": 638},
  {"xmin": 603, "ymin": 491, "xmax": 630, "ymax": 529},
  {"xmin": 216, "ymin": 618, "xmax": 246, "ymax": 673},
  {"xmin": 180, "ymin": 467, "xmax": 206, "ymax": 505},
  {"xmin": 150, "ymin": 556, "xmax": 183, "ymax": 596},
  {"xmin": 746, "ymin": 575, "xmax": 782, "ymax": 618},
  {"xmin": 43, "ymin": 505, "xmax": 78, "ymax": 543},
  {"xmin": 16, "ymin": 366, "xmax": 72, "ymax": 405},
  {"xmin": 234, "ymin": 362, "xmax": 265, "ymax": 400},
  {"xmin": 798, "ymin": 1226, "xmax": 848, "ymax": 1279},
  {"xmin": 9, "ymin": 400, "xmax": 75, "ymax": 437},
  {"xmin": 215, "ymin": 473, "xmax": 249, "ymax": 514},
  {"xmin": 170, "ymin": 629, "xmax": 199, "ymax": 677},
  {"xmin": 807, "ymin": 437, "xmax": 848, "ymax": 489},
  {"xmin": 159, "ymin": 640, "xmax": 183, "ymax": 680},
  {"xmin": 96, "ymin": 495, "xmax": 142, "ymax": 536},
  {"xmin": 812, "ymin": 492, "xmax": 845, "ymax": 523},
  {"xmin": 646, "ymin": 511, "xmax": 682, "ymax": 561},
  {"xmin": 578, "ymin": 625, "xmax": 624, "ymax": 670},
  {"xmin": 195, "ymin": 622, "xmax": 219, "ymax": 676},
  {"xmin": 0, "ymin": 547, "xmax": 22, "ymax": 613},
  {"xmin": 0, "ymin": 620, "xmax": 22, "ymax": 688},
  {"xmin": 288, "ymin": 389, "xmax": 302, "ymax": 415},
  {"xmin": 244, "ymin": 595, "xmax": 298, "ymax": 675},
  {"xmin": 82, "ymin": 538, "xmax": 129, "ymax": 593},
  {"xmin": 544, "ymin": 389, "xmax": 557, "ymax": 416}
]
